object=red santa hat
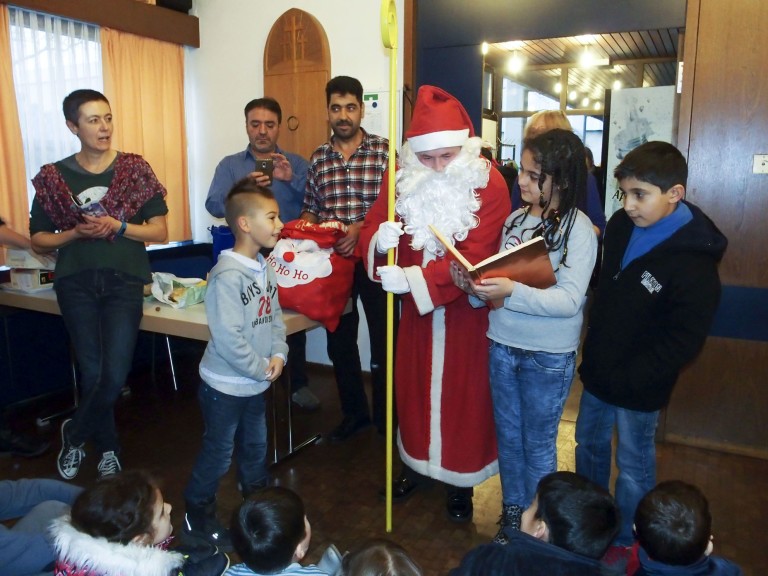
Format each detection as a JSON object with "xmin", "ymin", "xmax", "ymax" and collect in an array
[{"xmin": 406, "ymin": 85, "xmax": 475, "ymax": 153}]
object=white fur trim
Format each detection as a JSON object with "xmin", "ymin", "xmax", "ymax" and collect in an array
[
  {"xmin": 429, "ymin": 307, "xmax": 445, "ymax": 469},
  {"xmin": 51, "ymin": 516, "xmax": 184, "ymax": 576},
  {"xmin": 367, "ymin": 232, "xmax": 381, "ymax": 281},
  {"xmin": 396, "ymin": 304, "xmax": 501, "ymax": 489},
  {"xmin": 403, "ymin": 266, "xmax": 434, "ymax": 315},
  {"xmin": 408, "ymin": 129, "xmax": 470, "ymax": 153}
]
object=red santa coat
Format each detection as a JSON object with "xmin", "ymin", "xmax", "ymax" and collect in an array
[{"xmin": 360, "ymin": 167, "xmax": 511, "ymax": 486}]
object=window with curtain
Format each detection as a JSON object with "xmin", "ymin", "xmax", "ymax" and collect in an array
[{"xmin": 8, "ymin": 7, "xmax": 102, "ymax": 206}]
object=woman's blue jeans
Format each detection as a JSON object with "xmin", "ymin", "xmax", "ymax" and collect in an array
[
  {"xmin": 184, "ymin": 383, "xmax": 268, "ymax": 506},
  {"xmin": 575, "ymin": 389, "xmax": 659, "ymax": 545},
  {"xmin": 55, "ymin": 269, "xmax": 144, "ymax": 454},
  {"xmin": 488, "ymin": 341, "xmax": 575, "ymax": 508}
]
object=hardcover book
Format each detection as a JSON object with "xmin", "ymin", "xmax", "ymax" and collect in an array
[{"xmin": 429, "ymin": 224, "xmax": 556, "ymax": 307}]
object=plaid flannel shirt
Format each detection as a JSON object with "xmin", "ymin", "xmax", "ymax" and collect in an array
[{"xmin": 303, "ymin": 129, "xmax": 390, "ymax": 224}]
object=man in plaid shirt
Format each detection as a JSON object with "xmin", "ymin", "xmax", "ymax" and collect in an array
[{"xmin": 301, "ymin": 76, "xmax": 390, "ymax": 442}]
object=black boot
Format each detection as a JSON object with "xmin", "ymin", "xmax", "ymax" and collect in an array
[
  {"xmin": 241, "ymin": 480, "xmax": 268, "ymax": 501},
  {"xmin": 173, "ymin": 540, "xmax": 230, "ymax": 576},
  {"xmin": 183, "ymin": 499, "xmax": 233, "ymax": 552},
  {"xmin": 379, "ymin": 465, "xmax": 430, "ymax": 503},
  {"xmin": 493, "ymin": 503, "xmax": 523, "ymax": 544},
  {"xmin": 446, "ymin": 486, "xmax": 474, "ymax": 523}
]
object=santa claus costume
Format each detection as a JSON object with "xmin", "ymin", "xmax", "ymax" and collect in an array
[{"xmin": 360, "ymin": 86, "xmax": 510, "ymax": 516}]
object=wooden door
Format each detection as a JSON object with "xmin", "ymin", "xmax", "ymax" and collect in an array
[
  {"xmin": 662, "ymin": 0, "xmax": 768, "ymax": 458},
  {"xmin": 264, "ymin": 9, "xmax": 330, "ymax": 160}
]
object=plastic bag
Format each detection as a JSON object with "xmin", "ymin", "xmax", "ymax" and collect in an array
[
  {"xmin": 150, "ymin": 272, "xmax": 207, "ymax": 309},
  {"xmin": 267, "ymin": 220, "xmax": 356, "ymax": 332}
]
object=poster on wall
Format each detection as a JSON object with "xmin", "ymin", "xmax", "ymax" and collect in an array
[
  {"xmin": 361, "ymin": 90, "xmax": 402, "ymax": 150},
  {"xmin": 604, "ymin": 85, "xmax": 677, "ymax": 219}
]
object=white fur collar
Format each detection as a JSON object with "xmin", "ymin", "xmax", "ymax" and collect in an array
[{"xmin": 51, "ymin": 516, "xmax": 184, "ymax": 576}]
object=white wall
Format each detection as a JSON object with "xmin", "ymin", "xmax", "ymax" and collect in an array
[{"xmin": 185, "ymin": 0, "xmax": 405, "ymax": 367}]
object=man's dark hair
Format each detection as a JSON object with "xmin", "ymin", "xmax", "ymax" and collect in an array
[
  {"xmin": 244, "ymin": 97, "xmax": 282, "ymax": 123},
  {"xmin": 230, "ymin": 487, "xmax": 307, "ymax": 574},
  {"xmin": 224, "ymin": 177, "xmax": 276, "ymax": 232},
  {"xmin": 534, "ymin": 471, "xmax": 620, "ymax": 559},
  {"xmin": 63, "ymin": 89, "xmax": 110, "ymax": 124},
  {"xmin": 70, "ymin": 471, "xmax": 159, "ymax": 545},
  {"xmin": 325, "ymin": 76, "xmax": 363, "ymax": 105},
  {"xmin": 635, "ymin": 480, "xmax": 712, "ymax": 566},
  {"xmin": 614, "ymin": 140, "xmax": 688, "ymax": 191}
]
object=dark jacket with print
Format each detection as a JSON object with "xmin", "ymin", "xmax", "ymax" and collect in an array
[
  {"xmin": 578, "ymin": 201, "xmax": 727, "ymax": 412},
  {"xmin": 449, "ymin": 529, "xmax": 621, "ymax": 576},
  {"xmin": 634, "ymin": 545, "xmax": 743, "ymax": 576}
]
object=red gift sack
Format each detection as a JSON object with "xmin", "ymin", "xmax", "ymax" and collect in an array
[{"xmin": 267, "ymin": 220, "xmax": 356, "ymax": 332}]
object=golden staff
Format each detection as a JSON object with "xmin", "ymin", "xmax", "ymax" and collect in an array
[{"xmin": 380, "ymin": 0, "xmax": 397, "ymax": 533}]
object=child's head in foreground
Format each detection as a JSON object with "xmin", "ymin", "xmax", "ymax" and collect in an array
[
  {"xmin": 635, "ymin": 480, "xmax": 713, "ymax": 566},
  {"xmin": 70, "ymin": 470, "xmax": 172, "ymax": 546},
  {"xmin": 341, "ymin": 538, "xmax": 423, "ymax": 576},
  {"xmin": 224, "ymin": 178, "xmax": 282, "ymax": 250},
  {"xmin": 614, "ymin": 141, "xmax": 687, "ymax": 228},
  {"xmin": 231, "ymin": 486, "xmax": 311, "ymax": 574},
  {"xmin": 521, "ymin": 471, "xmax": 620, "ymax": 559}
]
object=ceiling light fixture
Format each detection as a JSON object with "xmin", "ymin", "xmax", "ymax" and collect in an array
[
  {"xmin": 554, "ymin": 82, "xmax": 562, "ymax": 93},
  {"xmin": 482, "ymin": 42, "xmax": 489, "ymax": 55},
  {"xmin": 593, "ymin": 101, "xmax": 602, "ymax": 111},
  {"xmin": 568, "ymin": 90, "xmax": 578, "ymax": 102},
  {"xmin": 579, "ymin": 48, "xmax": 610, "ymax": 69},
  {"xmin": 507, "ymin": 52, "xmax": 525, "ymax": 74},
  {"xmin": 581, "ymin": 97, "xmax": 590, "ymax": 107},
  {"xmin": 612, "ymin": 80, "xmax": 622, "ymax": 91}
]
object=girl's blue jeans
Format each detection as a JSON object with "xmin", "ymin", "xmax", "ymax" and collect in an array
[{"xmin": 488, "ymin": 341, "xmax": 575, "ymax": 508}]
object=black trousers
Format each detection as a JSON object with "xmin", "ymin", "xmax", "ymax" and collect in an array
[{"xmin": 326, "ymin": 261, "xmax": 390, "ymax": 430}]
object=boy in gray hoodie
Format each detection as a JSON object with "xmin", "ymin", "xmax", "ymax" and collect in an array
[{"xmin": 183, "ymin": 178, "xmax": 288, "ymax": 551}]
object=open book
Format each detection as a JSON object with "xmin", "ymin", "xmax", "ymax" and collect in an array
[
  {"xmin": 73, "ymin": 186, "xmax": 109, "ymax": 217},
  {"xmin": 429, "ymin": 224, "xmax": 556, "ymax": 291}
]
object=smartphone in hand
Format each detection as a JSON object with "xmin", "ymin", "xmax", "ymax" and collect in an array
[{"xmin": 254, "ymin": 158, "xmax": 274, "ymax": 183}]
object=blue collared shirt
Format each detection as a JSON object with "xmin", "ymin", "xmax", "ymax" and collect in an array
[{"xmin": 205, "ymin": 145, "xmax": 309, "ymax": 222}]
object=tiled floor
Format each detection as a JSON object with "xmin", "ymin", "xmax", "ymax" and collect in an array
[{"xmin": 1, "ymin": 341, "xmax": 766, "ymax": 575}]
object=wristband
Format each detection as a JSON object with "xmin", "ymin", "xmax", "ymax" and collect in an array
[{"xmin": 117, "ymin": 220, "xmax": 127, "ymax": 237}]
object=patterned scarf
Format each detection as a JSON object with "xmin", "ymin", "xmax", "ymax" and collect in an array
[{"xmin": 32, "ymin": 153, "xmax": 166, "ymax": 238}]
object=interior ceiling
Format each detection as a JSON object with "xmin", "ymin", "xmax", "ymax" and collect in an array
[{"xmin": 488, "ymin": 28, "xmax": 681, "ymax": 107}]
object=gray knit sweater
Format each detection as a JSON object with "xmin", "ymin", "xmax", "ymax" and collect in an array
[
  {"xmin": 199, "ymin": 250, "xmax": 288, "ymax": 397},
  {"xmin": 484, "ymin": 208, "xmax": 597, "ymax": 354}
]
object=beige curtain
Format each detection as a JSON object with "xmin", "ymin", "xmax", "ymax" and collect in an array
[
  {"xmin": 0, "ymin": 6, "xmax": 31, "ymax": 246},
  {"xmin": 102, "ymin": 28, "xmax": 191, "ymax": 241}
]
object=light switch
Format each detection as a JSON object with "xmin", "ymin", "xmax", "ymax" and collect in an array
[{"xmin": 754, "ymin": 155, "xmax": 768, "ymax": 174}]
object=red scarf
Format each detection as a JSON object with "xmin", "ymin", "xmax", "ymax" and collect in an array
[{"xmin": 32, "ymin": 153, "xmax": 166, "ymax": 238}]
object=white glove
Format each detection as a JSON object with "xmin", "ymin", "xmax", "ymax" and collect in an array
[
  {"xmin": 377, "ymin": 265, "xmax": 410, "ymax": 294},
  {"xmin": 376, "ymin": 221, "xmax": 404, "ymax": 253}
]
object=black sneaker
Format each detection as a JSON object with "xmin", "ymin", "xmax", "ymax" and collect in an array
[
  {"xmin": 57, "ymin": 419, "xmax": 85, "ymax": 480},
  {"xmin": 179, "ymin": 552, "xmax": 229, "ymax": 576},
  {"xmin": 183, "ymin": 505, "xmax": 233, "ymax": 552},
  {"xmin": 175, "ymin": 541, "xmax": 230, "ymax": 576},
  {"xmin": 328, "ymin": 415, "xmax": 371, "ymax": 442},
  {"xmin": 97, "ymin": 451, "xmax": 122, "ymax": 478}
]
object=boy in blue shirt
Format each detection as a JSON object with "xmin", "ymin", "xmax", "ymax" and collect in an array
[
  {"xmin": 184, "ymin": 179, "xmax": 288, "ymax": 551},
  {"xmin": 576, "ymin": 141, "xmax": 727, "ymax": 545},
  {"xmin": 227, "ymin": 487, "xmax": 330, "ymax": 576}
]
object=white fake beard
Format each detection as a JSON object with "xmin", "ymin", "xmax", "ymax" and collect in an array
[{"xmin": 395, "ymin": 137, "xmax": 489, "ymax": 257}]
